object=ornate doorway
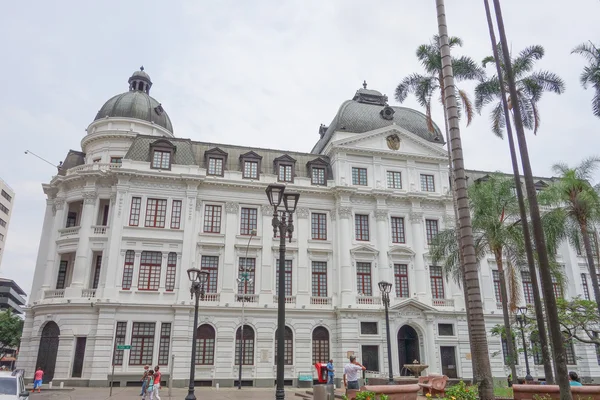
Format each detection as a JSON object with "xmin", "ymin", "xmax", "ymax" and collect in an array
[
  {"xmin": 35, "ymin": 322, "xmax": 60, "ymax": 383},
  {"xmin": 397, "ymin": 325, "xmax": 420, "ymax": 376}
]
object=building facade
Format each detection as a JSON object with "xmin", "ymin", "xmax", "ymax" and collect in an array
[
  {"xmin": 0, "ymin": 278, "xmax": 26, "ymax": 314},
  {"xmin": 0, "ymin": 178, "xmax": 14, "ymax": 270},
  {"xmin": 17, "ymin": 69, "xmax": 600, "ymax": 387}
]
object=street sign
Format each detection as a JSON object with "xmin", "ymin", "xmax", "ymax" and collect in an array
[{"xmin": 117, "ymin": 345, "xmax": 131, "ymax": 350}]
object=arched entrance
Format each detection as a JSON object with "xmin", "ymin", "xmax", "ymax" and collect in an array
[
  {"xmin": 398, "ymin": 325, "xmax": 420, "ymax": 376},
  {"xmin": 35, "ymin": 322, "xmax": 60, "ymax": 383}
]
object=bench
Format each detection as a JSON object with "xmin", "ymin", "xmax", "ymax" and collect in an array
[
  {"xmin": 513, "ymin": 384, "xmax": 600, "ymax": 400},
  {"xmin": 418, "ymin": 375, "xmax": 448, "ymax": 396},
  {"xmin": 360, "ymin": 384, "xmax": 421, "ymax": 400}
]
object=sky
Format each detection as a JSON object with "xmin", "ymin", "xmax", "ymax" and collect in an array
[{"xmin": 0, "ymin": 0, "xmax": 598, "ymax": 299}]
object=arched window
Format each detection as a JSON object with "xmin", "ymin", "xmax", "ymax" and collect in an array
[
  {"xmin": 563, "ymin": 332, "xmax": 577, "ymax": 365},
  {"xmin": 530, "ymin": 332, "xmax": 542, "ymax": 365},
  {"xmin": 235, "ymin": 325, "xmax": 255, "ymax": 365},
  {"xmin": 275, "ymin": 326, "xmax": 293, "ymax": 365},
  {"xmin": 195, "ymin": 324, "xmax": 215, "ymax": 365},
  {"xmin": 312, "ymin": 326, "xmax": 329, "ymax": 364}
]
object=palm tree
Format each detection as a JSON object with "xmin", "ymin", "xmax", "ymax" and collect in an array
[
  {"xmin": 572, "ymin": 41, "xmax": 600, "ymax": 118},
  {"xmin": 431, "ymin": 175, "xmax": 523, "ymax": 382},
  {"xmin": 475, "ymin": 44, "xmax": 565, "ymax": 137},
  {"xmin": 435, "ymin": 2, "xmax": 494, "ymax": 398},
  {"xmin": 539, "ymin": 157, "xmax": 600, "ymax": 316}
]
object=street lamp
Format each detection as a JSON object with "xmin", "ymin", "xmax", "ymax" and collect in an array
[
  {"xmin": 378, "ymin": 281, "xmax": 395, "ymax": 385},
  {"xmin": 516, "ymin": 307, "xmax": 533, "ymax": 382},
  {"xmin": 266, "ymin": 183, "xmax": 299, "ymax": 400},
  {"xmin": 185, "ymin": 268, "xmax": 209, "ymax": 400},
  {"xmin": 236, "ymin": 229, "xmax": 256, "ymax": 390}
]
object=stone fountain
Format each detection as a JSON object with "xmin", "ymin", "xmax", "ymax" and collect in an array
[{"xmin": 403, "ymin": 359, "xmax": 428, "ymax": 378}]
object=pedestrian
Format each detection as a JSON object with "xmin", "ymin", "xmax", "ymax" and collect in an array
[
  {"xmin": 343, "ymin": 356, "xmax": 366, "ymax": 393},
  {"xmin": 152, "ymin": 365, "xmax": 162, "ymax": 400},
  {"xmin": 140, "ymin": 365, "xmax": 150, "ymax": 396},
  {"xmin": 144, "ymin": 370, "xmax": 154, "ymax": 400},
  {"xmin": 32, "ymin": 367, "xmax": 43, "ymax": 393},
  {"xmin": 326, "ymin": 359, "xmax": 335, "ymax": 385},
  {"xmin": 569, "ymin": 371, "xmax": 582, "ymax": 386}
]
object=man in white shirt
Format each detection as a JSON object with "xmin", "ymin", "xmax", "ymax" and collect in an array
[{"xmin": 343, "ymin": 356, "xmax": 366, "ymax": 391}]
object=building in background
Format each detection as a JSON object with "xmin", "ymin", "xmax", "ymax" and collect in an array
[
  {"xmin": 16, "ymin": 68, "xmax": 600, "ymax": 387},
  {"xmin": 0, "ymin": 278, "xmax": 26, "ymax": 315},
  {"xmin": 0, "ymin": 179, "xmax": 14, "ymax": 270}
]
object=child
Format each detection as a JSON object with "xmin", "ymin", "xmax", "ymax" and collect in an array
[
  {"xmin": 32, "ymin": 367, "xmax": 44, "ymax": 393},
  {"xmin": 144, "ymin": 370, "xmax": 155, "ymax": 400}
]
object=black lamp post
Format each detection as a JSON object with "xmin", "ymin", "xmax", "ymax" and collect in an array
[
  {"xmin": 516, "ymin": 307, "xmax": 533, "ymax": 382},
  {"xmin": 266, "ymin": 183, "xmax": 299, "ymax": 400},
  {"xmin": 378, "ymin": 281, "xmax": 395, "ymax": 385},
  {"xmin": 185, "ymin": 268, "xmax": 209, "ymax": 400}
]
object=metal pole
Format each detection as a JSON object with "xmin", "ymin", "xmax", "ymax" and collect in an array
[
  {"xmin": 185, "ymin": 289, "xmax": 201, "ymax": 400},
  {"xmin": 384, "ymin": 294, "xmax": 394, "ymax": 385},
  {"xmin": 275, "ymin": 211, "xmax": 287, "ymax": 400},
  {"xmin": 519, "ymin": 319, "xmax": 532, "ymax": 382},
  {"xmin": 109, "ymin": 362, "xmax": 115, "ymax": 397},
  {"xmin": 169, "ymin": 354, "xmax": 174, "ymax": 397},
  {"xmin": 238, "ymin": 296, "xmax": 244, "ymax": 389}
]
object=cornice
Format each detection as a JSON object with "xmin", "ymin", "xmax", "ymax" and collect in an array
[
  {"xmin": 332, "ymin": 145, "xmax": 447, "ymax": 163},
  {"xmin": 81, "ymin": 130, "xmax": 138, "ymax": 149}
]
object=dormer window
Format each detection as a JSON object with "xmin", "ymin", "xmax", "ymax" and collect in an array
[
  {"xmin": 274, "ymin": 155, "xmax": 296, "ymax": 183},
  {"xmin": 307, "ymin": 157, "xmax": 330, "ymax": 186},
  {"xmin": 312, "ymin": 168, "xmax": 325, "ymax": 185},
  {"xmin": 279, "ymin": 164, "xmax": 293, "ymax": 182},
  {"xmin": 204, "ymin": 147, "xmax": 228, "ymax": 177},
  {"xmin": 150, "ymin": 139, "xmax": 176, "ymax": 170},
  {"xmin": 240, "ymin": 151, "xmax": 262, "ymax": 180}
]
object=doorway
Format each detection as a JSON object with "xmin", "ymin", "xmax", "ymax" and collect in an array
[
  {"xmin": 361, "ymin": 345, "xmax": 380, "ymax": 372},
  {"xmin": 35, "ymin": 322, "xmax": 60, "ymax": 383},
  {"xmin": 397, "ymin": 325, "xmax": 420, "ymax": 376},
  {"xmin": 71, "ymin": 337, "xmax": 87, "ymax": 378},
  {"xmin": 440, "ymin": 346, "xmax": 457, "ymax": 378}
]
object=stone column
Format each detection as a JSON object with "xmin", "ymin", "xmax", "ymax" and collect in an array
[
  {"xmin": 222, "ymin": 202, "xmax": 239, "ymax": 296},
  {"xmin": 409, "ymin": 211, "xmax": 427, "ymax": 301},
  {"xmin": 295, "ymin": 207, "xmax": 310, "ymax": 303},
  {"xmin": 260, "ymin": 205, "xmax": 274, "ymax": 294},
  {"xmin": 98, "ymin": 191, "xmax": 122, "ymax": 299},
  {"xmin": 375, "ymin": 209, "xmax": 391, "ymax": 284},
  {"xmin": 69, "ymin": 191, "xmax": 97, "ymax": 292},
  {"xmin": 338, "ymin": 206, "xmax": 354, "ymax": 305},
  {"xmin": 42, "ymin": 197, "xmax": 66, "ymax": 292}
]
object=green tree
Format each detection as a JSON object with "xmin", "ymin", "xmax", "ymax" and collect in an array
[
  {"xmin": 474, "ymin": 44, "xmax": 565, "ymax": 137},
  {"xmin": 0, "ymin": 310, "xmax": 23, "ymax": 356},
  {"xmin": 572, "ymin": 41, "xmax": 600, "ymax": 118},
  {"xmin": 556, "ymin": 297, "xmax": 600, "ymax": 345},
  {"xmin": 539, "ymin": 157, "xmax": 600, "ymax": 315},
  {"xmin": 431, "ymin": 175, "xmax": 523, "ymax": 383}
]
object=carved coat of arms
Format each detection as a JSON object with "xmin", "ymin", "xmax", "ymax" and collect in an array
[{"xmin": 386, "ymin": 134, "xmax": 400, "ymax": 150}]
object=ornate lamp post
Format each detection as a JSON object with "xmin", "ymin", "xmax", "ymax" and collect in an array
[
  {"xmin": 266, "ymin": 184, "xmax": 300, "ymax": 400},
  {"xmin": 237, "ymin": 229, "xmax": 256, "ymax": 390},
  {"xmin": 516, "ymin": 307, "xmax": 533, "ymax": 382},
  {"xmin": 185, "ymin": 268, "xmax": 209, "ymax": 400},
  {"xmin": 378, "ymin": 281, "xmax": 394, "ymax": 385}
]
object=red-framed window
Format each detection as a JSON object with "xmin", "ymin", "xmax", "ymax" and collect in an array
[
  {"xmin": 420, "ymin": 174, "xmax": 435, "ymax": 192},
  {"xmin": 275, "ymin": 326, "xmax": 293, "ymax": 365},
  {"xmin": 394, "ymin": 264, "xmax": 409, "ymax": 298},
  {"xmin": 201, "ymin": 256, "xmax": 219, "ymax": 293},
  {"xmin": 355, "ymin": 214, "xmax": 370, "ymax": 241},
  {"xmin": 311, "ymin": 213, "xmax": 327, "ymax": 240},
  {"xmin": 92, "ymin": 255, "xmax": 102, "ymax": 289},
  {"xmin": 276, "ymin": 260, "xmax": 292, "ymax": 296},
  {"xmin": 387, "ymin": 171, "xmax": 402, "ymax": 189},
  {"xmin": 312, "ymin": 327, "xmax": 329, "ymax": 364},
  {"xmin": 129, "ymin": 322, "xmax": 155, "ymax": 365},
  {"xmin": 582, "ymin": 273, "xmax": 590, "ymax": 300},
  {"xmin": 356, "ymin": 262, "xmax": 372, "ymax": 296},
  {"xmin": 493, "ymin": 270, "xmax": 502, "ymax": 302},
  {"xmin": 138, "ymin": 251, "xmax": 161, "ymax": 291},
  {"xmin": 145, "ymin": 199, "xmax": 167, "ymax": 228},
  {"xmin": 129, "ymin": 197, "xmax": 142, "ymax": 226},
  {"xmin": 122, "ymin": 250, "xmax": 135, "ymax": 290},
  {"xmin": 311, "ymin": 261, "xmax": 327, "ymax": 297},
  {"xmin": 551, "ymin": 275, "xmax": 563, "ymax": 299},
  {"xmin": 430, "ymin": 266, "xmax": 445, "ymax": 299},
  {"xmin": 208, "ymin": 157, "xmax": 223, "ymax": 176},
  {"xmin": 158, "ymin": 323, "xmax": 171, "ymax": 365},
  {"xmin": 391, "ymin": 217, "xmax": 406, "ymax": 243},
  {"xmin": 235, "ymin": 325, "xmax": 255, "ymax": 365},
  {"xmin": 238, "ymin": 258, "xmax": 256, "ymax": 294},
  {"xmin": 170, "ymin": 200, "xmax": 182, "ymax": 229},
  {"xmin": 352, "ymin": 167, "xmax": 368, "ymax": 186},
  {"xmin": 113, "ymin": 321, "xmax": 127, "ymax": 366},
  {"xmin": 165, "ymin": 252, "xmax": 177, "ymax": 291},
  {"xmin": 522, "ymin": 271, "xmax": 534, "ymax": 304},
  {"xmin": 203, "ymin": 205, "xmax": 222, "ymax": 233},
  {"xmin": 240, "ymin": 208, "xmax": 257, "ymax": 235},
  {"xmin": 196, "ymin": 324, "xmax": 216, "ymax": 365},
  {"xmin": 425, "ymin": 219, "xmax": 439, "ymax": 245},
  {"xmin": 56, "ymin": 260, "xmax": 68, "ymax": 289}
]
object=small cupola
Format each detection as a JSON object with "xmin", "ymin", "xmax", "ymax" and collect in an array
[{"xmin": 128, "ymin": 66, "xmax": 153, "ymax": 94}]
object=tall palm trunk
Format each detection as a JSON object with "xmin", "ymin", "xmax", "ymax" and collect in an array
[
  {"xmin": 492, "ymin": 2, "xmax": 572, "ymax": 399},
  {"xmin": 436, "ymin": 2, "xmax": 494, "ymax": 398},
  {"xmin": 482, "ymin": 0, "xmax": 554, "ymax": 383},
  {"xmin": 579, "ymin": 220, "xmax": 600, "ymax": 314},
  {"xmin": 494, "ymin": 249, "xmax": 518, "ymax": 381}
]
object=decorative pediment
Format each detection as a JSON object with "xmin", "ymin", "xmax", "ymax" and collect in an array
[
  {"xmin": 306, "ymin": 157, "xmax": 329, "ymax": 168},
  {"xmin": 239, "ymin": 150, "xmax": 262, "ymax": 160},
  {"xmin": 150, "ymin": 138, "xmax": 175, "ymax": 150},
  {"xmin": 390, "ymin": 298, "xmax": 437, "ymax": 313},
  {"xmin": 350, "ymin": 245, "xmax": 379, "ymax": 257},
  {"xmin": 387, "ymin": 246, "xmax": 416, "ymax": 259},
  {"xmin": 205, "ymin": 147, "xmax": 228, "ymax": 157},
  {"xmin": 273, "ymin": 154, "xmax": 296, "ymax": 163}
]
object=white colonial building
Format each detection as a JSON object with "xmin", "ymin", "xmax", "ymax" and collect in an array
[{"xmin": 17, "ymin": 69, "xmax": 600, "ymax": 387}]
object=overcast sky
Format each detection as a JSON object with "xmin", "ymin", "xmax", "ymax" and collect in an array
[{"xmin": 1, "ymin": 1, "xmax": 598, "ymax": 298}]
